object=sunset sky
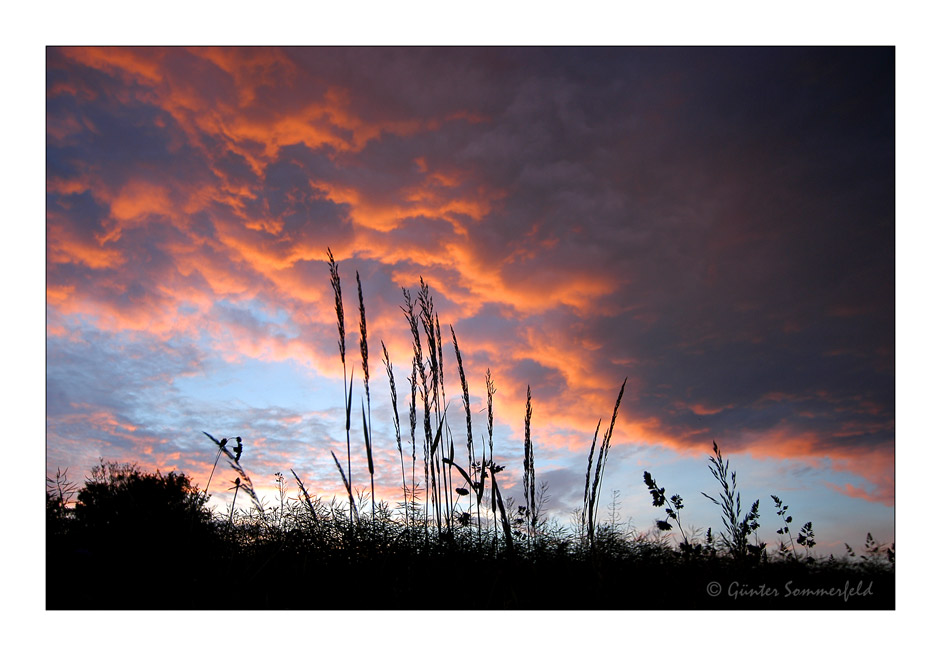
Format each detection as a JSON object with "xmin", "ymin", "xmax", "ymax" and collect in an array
[{"xmin": 46, "ymin": 46, "xmax": 895, "ymax": 553}]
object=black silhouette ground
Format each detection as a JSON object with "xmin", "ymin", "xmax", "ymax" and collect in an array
[{"xmin": 46, "ymin": 463, "xmax": 893, "ymax": 610}]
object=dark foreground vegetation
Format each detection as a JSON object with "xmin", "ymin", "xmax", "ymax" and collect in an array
[
  {"xmin": 47, "ymin": 252, "xmax": 893, "ymax": 609},
  {"xmin": 46, "ymin": 457, "xmax": 894, "ymax": 610}
]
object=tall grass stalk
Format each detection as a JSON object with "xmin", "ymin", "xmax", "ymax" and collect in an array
[
  {"xmin": 291, "ymin": 468, "xmax": 318, "ymax": 524},
  {"xmin": 327, "ymin": 248, "xmax": 354, "ymax": 525},
  {"xmin": 331, "ymin": 450, "xmax": 357, "ymax": 519},
  {"xmin": 361, "ymin": 400, "xmax": 375, "ymax": 520},
  {"xmin": 408, "ymin": 353, "xmax": 418, "ymax": 524},
  {"xmin": 485, "ymin": 368, "xmax": 496, "ymax": 544},
  {"xmin": 356, "ymin": 272, "xmax": 374, "ymax": 519},
  {"xmin": 586, "ymin": 378, "xmax": 627, "ymax": 546},
  {"xmin": 402, "ymin": 288, "xmax": 431, "ymax": 533},
  {"xmin": 522, "ymin": 385, "xmax": 536, "ymax": 539},
  {"xmin": 429, "ymin": 402, "xmax": 451, "ymax": 534},
  {"xmin": 382, "ymin": 341, "xmax": 408, "ymax": 529},
  {"xmin": 581, "ymin": 419, "xmax": 601, "ymax": 540},
  {"xmin": 434, "ymin": 312, "xmax": 454, "ymax": 527},
  {"xmin": 451, "ymin": 325, "xmax": 478, "ymax": 537},
  {"xmin": 418, "ymin": 280, "xmax": 448, "ymax": 531}
]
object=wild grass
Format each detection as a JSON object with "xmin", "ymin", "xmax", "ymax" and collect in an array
[
  {"xmin": 327, "ymin": 248, "xmax": 354, "ymax": 525},
  {"xmin": 701, "ymin": 441, "xmax": 762, "ymax": 560},
  {"xmin": 450, "ymin": 325, "xmax": 479, "ymax": 539},
  {"xmin": 522, "ymin": 385, "xmax": 535, "ymax": 539},
  {"xmin": 381, "ymin": 340, "xmax": 409, "ymax": 529},
  {"xmin": 45, "ymin": 252, "xmax": 894, "ymax": 609},
  {"xmin": 356, "ymin": 271, "xmax": 375, "ymax": 520},
  {"xmin": 643, "ymin": 470, "xmax": 689, "ymax": 548},
  {"xmin": 584, "ymin": 378, "xmax": 626, "ymax": 546},
  {"xmin": 47, "ymin": 451, "xmax": 894, "ymax": 609}
]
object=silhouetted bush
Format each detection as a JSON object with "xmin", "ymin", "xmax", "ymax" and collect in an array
[
  {"xmin": 47, "ymin": 461, "xmax": 218, "ymax": 609},
  {"xmin": 74, "ymin": 461, "xmax": 210, "ymax": 535}
]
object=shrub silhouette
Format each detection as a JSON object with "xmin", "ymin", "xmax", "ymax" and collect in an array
[
  {"xmin": 48, "ymin": 461, "xmax": 216, "ymax": 608},
  {"xmin": 74, "ymin": 461, "xmax": 210, "ymax": 535}
]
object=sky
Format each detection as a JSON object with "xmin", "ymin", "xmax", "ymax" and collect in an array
[{"xmin": 45, "ymin": 46, "xmax": 895, "ymax": 554}]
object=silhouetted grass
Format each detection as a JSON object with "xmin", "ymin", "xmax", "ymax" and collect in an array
[
  {"xmin": 327, "ymin": 248, "xmax": 354, "ymax": 525},
  {"xmin": 46, "ymin": 457, "xmax": 894, "ymax": 609},
  {"xmin": 45, "ymin": 253, "xmax": 894, "ymax": 610}
]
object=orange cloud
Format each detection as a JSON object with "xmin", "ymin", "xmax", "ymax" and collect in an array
[
  {"xmin": 108, "ymin": 179, "xmax": 175, "ymax": 222},
  {"xmin": 825, "ymin": 482, "xmax": 893, "ymax": 506},
  {"xmin": 62, "ymin": 46, "xmax": 166, "ymax": 85},
  {"xmin": 687, "ymin": 402, "xmax": 734, "ymax": 416},
  {"xmin": 192, "ymin": 47, "xmax": 298, "ymax": 108},
  {"xmin": 47, "ymin": 220, "xmax": 126, "ymax": 270}
]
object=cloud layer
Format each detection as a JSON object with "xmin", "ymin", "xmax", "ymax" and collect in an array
[{"xmin": 47, "ymin": 47, "xmax": 894, "ymax": 538}]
